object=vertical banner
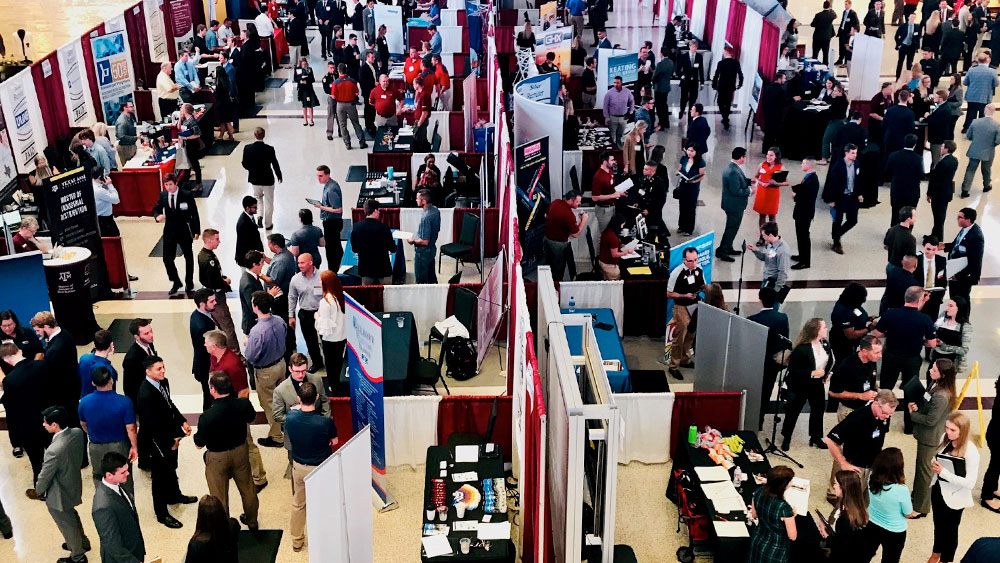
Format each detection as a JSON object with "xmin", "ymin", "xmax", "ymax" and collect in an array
[
  {"xmin": 514, "ymin": 137, "xmax": 549, "ymax": 270},
  {"xmin": 170, "ymin": 0, "xmax": 195, "ymax": 53},
  {"xmin": 144, "ymin": 0, "xmax": 170, "ymax": 63},
  {"xmin": 90, "ymin": 31, "xmax": 137, "ymax": 125},
  {"xmin": 374, "ymin": 4, "xmax": 405, "ymax": 55},
  {"xmin": 105, "ymin": 14, "xmax": 127, "ymax": 33},
  {"xmin": 595, "ymin": 48, "xmax": 638, "ymax": 108},
  {"xmin": 42, "ymin": 167, "xmax": 110, "ymax": 296},
  {"xmin": 56, "ymin": 40, "xmax": 99, "ymax": 128},
  {"xmin": 514, "ymin": 72, "xmax": 560, "ymax": 103},
  {"xmin": 345, "ymin": 295, "xmax": 397, "ymax": 511},
  {"xmin": 476, "ymin": 254, "xmax": 505, "ymax": 370},
  {"xmin": 0, "ymin": 68, "xmax": 47, "ymax": 174},
  {"xmin": 539, "ymin": 1, "xmax": 558, "ymax": 28},
  {"xmin": 533, "ymin": 26, "xmax": 572, "ymax": 77},
  {"xmin": 0, "ymin": 105, "xmax": 17, "ymax": 188},
  {"xmin": 664, "ymin": 231, "xmax": 715, "ymax": 324}
]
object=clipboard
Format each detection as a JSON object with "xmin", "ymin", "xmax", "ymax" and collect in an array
[
  {"xmin": 305, "ymin": 198, "xmax": 322, "ymax": 206},
  {"xmin": 902, "ymin": 376, "xmax": 928, "ymax": 406},
  {"xmin": 936, "ymin": 453, "xmax": 966, "ymax": 479},
  {"xmin": 771, "ymin": 170, "xmax": 789, "ymax": 183}
]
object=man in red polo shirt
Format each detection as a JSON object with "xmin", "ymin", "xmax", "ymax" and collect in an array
[
  {"xmin": 590, "ymin": 152, "xmax": 621, "ymax": 239},
  {"xmin": 403, "ymin": 46, "xmax": 422, "ymax": 86},
  {"xmin": 332, "ymin": 63, "xmax": 368, "ymax": 150},
  {"xmin": 431, "ymin": 54, "xmax": 452, "ymax": 110},
  {"xmin": 369, "ymin": 73, "xmax": 402, "ymax": 127},
  {"xmin": 543, "ymin": 190, "xmax": 588, "ymax": 281},
  {"xmin": 204, "ymin": 329, "xmax": 268, "ymax": 491}
]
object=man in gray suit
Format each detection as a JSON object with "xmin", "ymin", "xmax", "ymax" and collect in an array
[
  {"xmin": 272, "ymin": 353, "xmax": 330, "ymax": 475},
  {"xmin": 961, "ymin": 105, "xmax": 1000, "ymax": 197},
  {"xmin": 36, "ymin": 406, "xmax": 91, "ymax": 563},
  {"xmin": 717, "ymin": 147, "xmax": 752, "ymax": 262},
  {"xmin": 92, "ymin": 452, "xmax": 144, "ymax": 563}
]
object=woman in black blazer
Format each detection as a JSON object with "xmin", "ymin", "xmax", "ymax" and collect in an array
[{"xmin": 781, "ymin": 318, "xmax": 835, "ymax": 450}]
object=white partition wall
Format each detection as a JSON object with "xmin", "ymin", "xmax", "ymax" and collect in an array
[
  {"xmin": 848, "ymin": 34, "xmax": 884, "ymax": 101},
  {"xmin": 737, "ymin": 9, "xmax": 763, "ymax": 115},
  {"xmin": 710, "ymin": 0, "xmax": 732, "ymax": 75},
  {"xmin": 537, "ymin": 267, "xmax": 620, "ymax": 563},
  {"xmin": 690, "ymin": 0, "xmax": 708, "ymax": 39}
]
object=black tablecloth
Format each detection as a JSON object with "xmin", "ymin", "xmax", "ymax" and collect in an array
[
  {"xmin": 779, "ymin": 102, "xmax": 832, "ymax": 160},
  {"xmin": 374, "ymin": 125, "xmax": 415, "ymax": 153},
  {"xmin": 421, "ymin": 445, "xmax": 513, "ymax": 562},
  {"xmin": 359, "ymin": 173, "xmax": 408, "ymax": 207},
  {"xmin": 380, "ymin": 311, "xmax": 419, "ymax": 396}
]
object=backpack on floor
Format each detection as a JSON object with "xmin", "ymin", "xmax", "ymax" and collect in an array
[{"xmin": 444, "ymin": 336, "xmax": 477, "ymax": 381}]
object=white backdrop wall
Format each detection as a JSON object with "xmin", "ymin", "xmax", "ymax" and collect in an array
[
  {"xmin": 382, "ymin": 285, "xmax": 449, "ymax": 343},
  {"xmin": 57, "ymin": 39, "xmax": 99, "ymax": 128},
  {"xmin": 375, "ymin": 4, "xmax": 405, "ymax": 54},
  {"xmin": 143, "ymin": 0, "xmax": 169, "ymax": 62},
  {"xmin": 557, "ymin": 281, "xmax": 625, "ymax": 334},
  {"xmin": 737, "ymin": 10, "xmax": 763, "ymax": 116},
  {"xmin": 614, "ymin": 393, "xmax": 675, "ymax": 464},
  {"xmin": 848, "ymin": 34, "xmax": 884, "ymax": 101},
  {"xmin": 512, "ymin": 88, "xmax": 563, "ymax": 202},
  {"xmin": 690, "ymin": 0, "xmax": 708, "ymax": 39},
  {"xmin": 0, "ymin": 68, "xmax": 48, "ymax": 174},
  {"xmin": 710, "ymin": 0, "xmax": 732, "ymax": 75}
]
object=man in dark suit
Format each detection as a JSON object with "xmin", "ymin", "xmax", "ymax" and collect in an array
[
  {"xmin": 718, "ymin": 147, "xmax": 751, "ymax": 261},
  {"xmin": 939, "ymin": 20, "xmax": 965, "ymax": 75},
  {"xmin": 864, "ymin": 0, "xmax": 886, "ymax": 37},
  {"xmin": 916, "ymin": 235, "xmax": 948, "ymax": 319},
  {"xmin": 836, "ymin": 0, "xmax": 860, "ymax": 64},
  {"xmin": 121, "ymin": 319, "xmax": 155, "ymax": 410},
  {"xmin": 241, "ymin": 127, "xmax": 282, "ymax": 230},
  {"xmin": 343, "ymin": 34, "xmax": 362, "ymax": 79},
  {"xmin": 190, "ymin": 289, "xmax": 218, "ymax": 411},
  {"xmin": 0, "ymin": 343, "xmax": 51, "ymax": 490},
  {"xmin": 823, "ymin": 144, "xmax": 864, "ymax": 254},
  {"xmin": 927, "ymin": 141, "xmax": 959, "ymax": 240},
  {"xmin": 711, "ymin": 48, "xmax": 743, "ymax": 131},
  {"xmin": 315, "ymin": 0, "xmax": 336, "ymax": 58},
  {"xmin": 36, "ymin": 406, "xmax": 90, "ymax": 563},
  {"xmin": 661, "ymin": 15, "xmax": 681, "ymax": 59},
  {"xmin": 152, "ymin": 173, "xmax": 200, "ymax": 296},
  {"xmin": 240, "ymin": 250, "xmax": 267, "ymax": 335},
  {"xmin": 924, "ymin": 91, "xmax": 954, "ymax": 169},
  {"xmin": 675, "ymin": 41, "xmax": 705, "ymax": 120},
  {"xmin": 881, "ymin": 90, "xmax": 915, "ymax": 165},
  {"xmin": 760, "ymin": 73, "xmax": 791, "ymax": 155},
  {"xmin": 880, "ymin": 255, "xmax": 919, "ymax": 313},
  {"xmin": 747, "ymin": 287, "xmax": 790, "ymax": 429},
  {"xmin": 29, "ymin": 312, "xmax": 81, "ymax": 429},
  {"xmin": 235, "ymin": 196, "xmax": 263, "ymax": 268},
  {"xmin": 360, "ymin": 50, "xmax": 379, "ymax": 136},
  {"xmin": 883, "ymin": 133, "xmax": 924, "ymax": 226},
  {"xmin": 92, "ymin": 452, "xmax": 145, "ymax": 563},
  {"xmin": 811, "ymin": 2, "xmax": 837, "ymax": 64},
  {"xmin": 791, "ymin": 159, "xmax": 820, "ymax": 269},
  {"xmin": 831, "ymin": 112, "xmax": 867, "ymax": 165},
  {"xmin": 136, "ymin": 356, "xmax": 196, "ymax": 528},
  {"xmin": 350, "ymin": 200, "xmax": 397, "ymax": 284},
  {"xmin": 942, "ymin": 207, "xmax": 985, "ymax": 301},
  {"xmin": 894, "ymin": 12, "xmax": 920, "ymax": 78},
  {"xmin": 687, "ymin": 103, "xmax": 711, "ymax": 157}
]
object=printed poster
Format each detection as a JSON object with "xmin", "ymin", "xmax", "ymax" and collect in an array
[
  {"xmin": 90, "ymin": 30, "xmax": 137, "ymax": 125},
  {"xmin": 374, "ymin": 4, "xmax": 405, "ymax": 55},
  {"xmin": 515, "ymin": 137, "xmax": 549, "ymax": 269},
  {"xmin": 534, "ymin": 26, "xmax": 572, "ymax": 77},
  {"xmin": 0, "ymin": 104, "xmax": 16, "ymax": 188},
  {"xmin": 170, "ymin": 0, "xmax": 194, "ymax": 53},
  {"xmin": 144, "ymin": 0, "xmax": 169, "ymax": 63},
  {"xmin": 665, "ymin": 231, "xmax": 715, "ymax": 327},
  {"xmin": 0, "ymin": 68, "xmax": 47, "ymax": 174},
  {"xmin": 539, "ymin": 1, "xmax": 558, "ymax": 29},
  {"xmin": 345, "ymin": 294, "xmax": 396, "ymax": 511},
  {"xmin": 42, "ymin": 167, "xmax": 110, "ymax": 296},
  {"xmin": 56, "ymin": 39, "xmax": 98, "ymax": 128}
]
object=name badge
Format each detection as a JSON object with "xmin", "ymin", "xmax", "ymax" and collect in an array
[
  {"xmin": 923, "ymin": 391, "xmax": 932, "ymax": 402},
  {"xmin": 686, "ymin": 275, "xmax": 695, "ymax": 284},
  {"xmin": 863, "ymin": 381, "xmax": 871, "ymax": 391},
  {"xmin": 767, "ymin": 250, "xmax": 776, "ymax": 258},
  {"xmin": 958, "ymin": 245, "xmax": 966, "ymax": 252},
  {"xmin": 313, "ymin": 287, "xmax": 324, "ymax": 296},
  {"xmin": 179, "ymin": 202, "xmax": 189, "ymax": 210},
  {"xmin": 853, "ymin": 308, "xmax": 863, "ymax": 316},
  {"xmin": 760, "ymin": 168, "xmax": 766, "ymax": 174},
  {"xmin": 693, "ymin": 63, "xmax": 700, "ymax": 68},
  {"xmin": 872, "ymin": 429, "xmax": 881, "ymax": 439}
]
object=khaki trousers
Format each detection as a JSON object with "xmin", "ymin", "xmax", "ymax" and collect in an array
[
  {"xmin": 599, "ymin": 262, "xmax": 620, "ymax": 280},
  {"xmin": 255, "ymin": 361, "xmax": 287, "ymax": 442},
  {"xmin": 669, "ymin": 305, "xmax": 694, "ymax": 369},
  {"xmin": 247, "ymin": 428, "xmax": 267, "ymax": 485},
  {"xmin": 291, "ymin": 460, "xmax": 319, "ymax": 549},
  {"xmin": 205, "ymin": 443, "xmax": 259, "ymax": 526},
  {"xmin": 116, "ymin": 144, "xmax": 137, "ymax": 166},
  {"xmin": 251, "ymin": 184, "xmax": 276, "ymax": 230},
  {"xmin": 375, "ymin": 114, "xmax": 399, "ymax": 127}
]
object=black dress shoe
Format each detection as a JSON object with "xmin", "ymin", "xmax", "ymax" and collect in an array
[
  {"xmin": 308, "ymin": 363, "xmax": 324, "ymax": 374},
  {"xmin": 715, "ymin": 252, "xmax": 735, "ymax": 262},
  {"xmin": 128, "ymin": 275, "xmax": 139, "ymax": 281},
  {"xmin": 1, "ymin": 530, "xmax": 11, "ymax": 539},
  {"xmin": 158, "ymin": 515, "xmax": 183, "ymax": 529},
  {"xmin": 12, "ymin": 447, "xmax": 23, "ymax": 458},
  {"xmin": 726, "ymin": 248, "xmax": 742, "ymax": 255},
  {"xmin": 240, "ymin": 513, "xmax": 259, "ymax": 530},
  {"xmin": 257, "ymin": 437, "xmax": 283, "ymax": 448},
  {"xmin": 62, "ymin": 541, "xmax": 92, "ymax": 552},
  {"xmin": 790, "ymin": 254, "xmax": 800, "ymax": 261},
  {"xmin": 668, "ymin": 368, "xmax": 684, "ymax": 380},
  {"xmin": 57, "ymin": 556, "xmax": 87, "ymax": 563},
  {"xmin": 780, "ymin": 437, "xmax": 791, "ymax": 451},
  {"xmin": 255, "ymin": 481, "xmax": 269, "ymax": 493},
  {"xmin": 809, "ymin": 439, "xmax": 828, "ymax": 449},
  {"xmin": 790, "ymin": 262, "xmax": 810, "ymax": 270},
  {"xmin": 168, "ymin": 282, "xmax": 182, "ymax": 296},
  {"xmin": 173, "ymin": 495, "xmax": 198, "ymax": 505},
  {"xmin": 327, "ymin": 135, "xmax": 333, "ymax": 140}
]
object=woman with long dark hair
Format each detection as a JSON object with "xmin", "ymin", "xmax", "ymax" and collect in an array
[
  {"xmin": 676, "ymin": 143, "xmax": 706, "ymax": 236},
  {"xmin": 910, "ymin": 358, "xmax": 957, "ymax": 516},
  {"xmin": 184, "ymin": 495, "xmax": 240, "ymax": 562},
  {"xmin": 597, "ymin": 214, "xmax": 634, "ymax": 281},
  {"xmin": 867, "ymin": 448, "xmax": 918, "ymax": 563},
  {"xmin": 315, "ymin": 270, "xmax": 347, "ymax": 394},
  {"xmin": 781, "ymin": 318, "xmax": 834, "ymax": 450},
  {"xmin": 823, "ymin": 470, "xmax": 871, "ymax": 562},
  {"xmin": 928, "ymin": 412, "xmax": 979, "ymax": 563},
  {"xmin": 931, "ymin": 297, "xmax": 971, "ymax": 373},
  {"xmin": 752, "ymin": 147, "xmax": 790, "ymax": 237},
  {"xmin": 748, "ymin": 465, "xmax": 798, "ymax": 563},
  {"xmin": 829, "ymin": 282, "xmax": 872, "ymax": 365}
]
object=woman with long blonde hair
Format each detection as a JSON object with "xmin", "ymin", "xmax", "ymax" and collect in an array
[
  {"xmin": 928, "ymin": 412, "xmax": 980, "ymax": 563},
  {"xmin": 314, "ymin": 270, "xmax": 347, "ymax": 394},
  {"xmin": 622, "ymin": 121, "xmax": 647, "ymax": 175},
  {"xmin": 781, "ymin": 318, "xmax": 833, "ymax": 450}
]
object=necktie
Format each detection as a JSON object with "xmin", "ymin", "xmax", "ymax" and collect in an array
[
  {"xmin": 159, "ymin": 379, "xmax": 171, "ymax": 404},
  {"xmin": 926, "ymin": 259, "xmax": 934, "ymax": 287},
  {"xmin": 170, "ymin": 193, "xmax": 176, "ymax": 209},
  {"xmin": 118, "ymin": 487, "xmax": 135, "ymax": 513},
  {"xmin": 149, "ymin": 343, "xmax": 157, "ymax": 356}
]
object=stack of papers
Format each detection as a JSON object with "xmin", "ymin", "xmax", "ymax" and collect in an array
[
  {"xmin": 694, "ymin": 466, "xmax": 731, "ymax": 482},
  {"xmin": 713, "ymin": 521, "xmax": 750, "ymax": 538},
  {"xmin": 701, "ymin": 480, "xmax": 747, "ymax": 514},
  {"xmin": 477, "ymin": 522, "xmax": 511, "ymax": 540},
  {"xmin": 784, "ymin": 477, "xmax": 810, "ymax": 515},
  {"xmin": 455, "ymin": 445, "xmax": 479, "ymax": 463},
  {"xmin": 421, "ymin": 536, "xmax": 453, "ymax": 557}
]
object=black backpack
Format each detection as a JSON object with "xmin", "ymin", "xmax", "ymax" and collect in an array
[{"xmin": 444, "ymin": 337, "xmax": 477, "ymax": 381}]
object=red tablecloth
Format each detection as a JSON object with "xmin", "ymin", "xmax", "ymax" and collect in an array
[{"xmin": 273, "ymin": 27, "xmax": 288, "ymax": 64}]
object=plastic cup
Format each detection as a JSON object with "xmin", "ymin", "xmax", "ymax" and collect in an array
[
  {"xmin": 397, "ymin": 315, "xmax": 405, "ymax": 328},
  {"xmin": 455, "ymin": 503, "xmax": 466, "ymax": 518},
  {"xmin": 460, "ymin": 538, "xmax": 472, "ymax": 554},
  {"xmin": 438, "ymin": 508, "xmax": 447, "ymax": 522},
  {"xmin": 426, "ymin": 509, "xmax": 435, "ymax": 521}
]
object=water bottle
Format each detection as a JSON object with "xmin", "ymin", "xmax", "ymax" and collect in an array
[
  {"xmin": 568, "ymin": 296, "xmax": 576, "ymax": 313},
  {"xmin": 387, "ymin": 166, "xmax": 394, "ymax": 180}
]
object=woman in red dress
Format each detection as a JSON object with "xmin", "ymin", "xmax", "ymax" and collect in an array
[{"xmin": 752, "ymin": 147, "xmax": 790, "ymax": 242}]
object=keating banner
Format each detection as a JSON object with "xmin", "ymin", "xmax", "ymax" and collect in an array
[
  {"xmin": 56, "ymin": 39, "xmax": 98, "ymax": 128},
  {"xmin": 90, "ymin": 30, "xmax": 137, "ymax": 125},
  {"xmin": 144, "ymin": 0, "xmax": 170, "ymax": 63},
  {"xmin": 533, "ymin": 26, "xmax": 572, "ymax": 77},
  {"xmin": 345, "ymin": 295, "xmax": 396, "ymax": 511},
  {"xmin": 0, "ymin": 68, "xmax": 47, "ymax": 174}
]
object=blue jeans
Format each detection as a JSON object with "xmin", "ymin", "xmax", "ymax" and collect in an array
[{"xmin": 414, "ymin": 245, "xmax": 437, "ymax": 284}]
